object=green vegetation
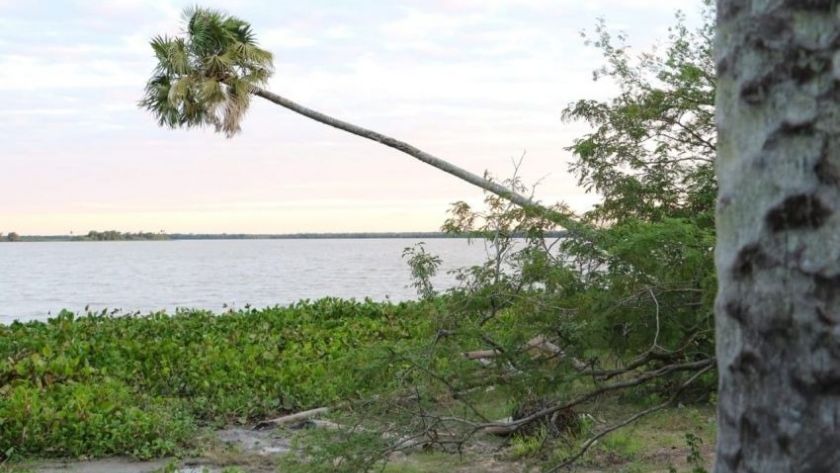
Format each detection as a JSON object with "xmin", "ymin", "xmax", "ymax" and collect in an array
[
  {"xmin": 168, "ymin": 231, "xmax": 567, "ymax": 240},
  {"xmin": 0, "ymin": 299, "xmax": 435, "ymax": 460},
  {"xmin": 0, "ymin": 231, "xmax": 568, "ymax": 242},
  {"xmin": 0, "ymin": 231, "xmax": 169, "ymax": 242},
  {"xmin": 1, "ymin": 1, "xmax": 722, "ymax": 471},
  {"xmin": 274, "ymin": 2, "xmax": 718, "ymax": 471},
  {"xmin": 73, "ymin": 230, "xmax": 170, "ymax": 241}
]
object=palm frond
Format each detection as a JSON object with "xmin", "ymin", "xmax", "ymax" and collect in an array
[
  {"xmin": 203, "ymin": 51, "xmax": 235, "ymax": 77},
  {"xmin": 150, "ymin": 36, "xmax": 190, "ymax": 76},
  {"xmin": 234, "ymin": 42, "xmax": 274, "ymax": 70},
  {"xmin": 239, "ymin": 68, "xmax": 271, "ymax": 88},
  {"xmin": 140, "ymin": 5, "xmax": 275, "ymax": 137},
  {"xmin": 168, "ymin": 77, "xmax": 192, "ymax": 102},
  {"xmin": 199, "ymin": 79, "xmax": 226, "ymax": 103},
  {"xmin": 139, "ymin": 74, "xmax": 180, "ymax": 128}
]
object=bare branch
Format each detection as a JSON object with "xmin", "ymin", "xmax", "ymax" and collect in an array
[{"xmin": 545, "ymin": 362, "xmax": 714, "ymax": 472}]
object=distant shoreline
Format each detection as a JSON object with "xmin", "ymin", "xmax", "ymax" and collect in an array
[{"xmin": 3, "ymin": 231, "xmax": 568, "ymax": 242}]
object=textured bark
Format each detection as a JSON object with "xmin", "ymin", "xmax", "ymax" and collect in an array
[
  {"xmin": 251, "ymin": 88, "xmax": 585, "ymax": 233},
  {"xmin": 714, "ymin": 1, "xmax": 840, "ymax": 472}
]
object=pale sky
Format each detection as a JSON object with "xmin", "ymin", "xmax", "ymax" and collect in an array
[{"xmin": 0, "ymin": 0, "xmax": 704, "ymax": 235}]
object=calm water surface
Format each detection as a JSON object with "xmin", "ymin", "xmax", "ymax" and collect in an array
[{"xmin": 0, "ymin": 239, "xmax": 493, "ymax": 323}]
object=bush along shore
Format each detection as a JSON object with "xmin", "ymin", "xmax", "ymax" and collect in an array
[{"xmin": 0, "ymin": 298, "xmax": 436, "ymax": 461}]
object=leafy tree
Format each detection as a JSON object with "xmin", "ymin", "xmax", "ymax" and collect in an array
[
  {"xmin": 6, "ymin": 232, "xmax": 20, "ymax": 242},
  {"xmin": 300, "ymin": 7, "xmax": 721, "ymax": 471},
  {"xmin": 139, "ymin": 7, "xmax": 566, "ymax": 223},
  {"xmin": 562, "ymin": 2, "xmax": 716, "ymax": 227},
  {"xmin": 79, "ymin": 230, "xmax": 168, "ymax": 241},
  {"xmin": 555, "ymin": 1, "xmax": 718, "ymax": 367},
  {"xmin": 713, "ymin": 1, "xmax": 840, "ymax": 471}
]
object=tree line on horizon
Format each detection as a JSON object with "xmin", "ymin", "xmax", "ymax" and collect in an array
[
  {"xmin": 0, "ymin": 230, "xmax": 569, "ymax": 242},
  {"xmin": 0, "ymin": 230, "xmax": 169, "ymax": 242}
]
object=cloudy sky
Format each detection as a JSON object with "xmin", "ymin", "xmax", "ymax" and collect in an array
[{"xmin": 0, "ymin": 0, "xmax": 705, "ymax": 235}]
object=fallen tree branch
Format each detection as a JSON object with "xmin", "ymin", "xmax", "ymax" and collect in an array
[
  {"xmin": 583, "ymin": 344, "xmax": 693, "ymax": 380},
  {"xmin": 480, "ymin": 417, "xmax": 517, "ymax": 436},
  {"xmin": 432, "ymin": 357, "xmax": 715, "ymax": 436},
  {"xmin": 255, "ymin": 373, "xmax": 502, "ymax": 431},
  {"xmin": 254, "ymin": 406, "xmax": 332, "ymax": 429},
  {"xmin": 524, "ymin": 335, "xmax": 562, "ymax": 354},
  {"xmin": 505, "ymin": 357, "xmax": 714, "ymax": 429},
  {"xmin": 462, "ymin": 335, "xmax": 586, "ymax": 369},
  {"xmin": 288, "ymin": 415, "xmax": 465, "ymax": 452},
  {"xmin": 545, "ymin": 362, "xmax": 715, "ymax": 472},
  {"xmin": 463, "ymin": 349, "xmax": 500, "ymax": 360}
]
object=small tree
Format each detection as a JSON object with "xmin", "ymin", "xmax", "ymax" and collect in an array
[
  {"xmin": 402, "ymin": 243, "xmax": 442, "ymax": 301},
  {"xmin": 7, "ymin": 232, "xmax": 20, "ymax": 242},
  {"xmin": 562, "ymin": 2, "xmax": 716, "ymax": 227}
]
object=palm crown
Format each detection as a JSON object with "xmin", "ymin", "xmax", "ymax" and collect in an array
[{"xmin": 139, "ymin": 7, "xmax": 274, "ymax": 137}]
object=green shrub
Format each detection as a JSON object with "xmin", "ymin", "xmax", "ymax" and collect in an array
[
  {"xmin": 0, "ymin": 298, "xmax": 436, "ymax": 460},
  {"xmin": 0, "ymin": 380, "xmax": 193, "ymax": 459}
]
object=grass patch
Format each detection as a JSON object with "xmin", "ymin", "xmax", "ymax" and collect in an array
[
  {"xmin": 382, "ymin": 451, "xmax": 473, "ymax": 473},
  {"xmin": 559, "ymin": 402, "xmax": 716, "ymax": 472}
]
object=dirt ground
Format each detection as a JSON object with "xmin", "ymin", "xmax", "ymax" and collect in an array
[{"xmin": 11, "ymin": 405, "xmax": 716, "ymax": 473}]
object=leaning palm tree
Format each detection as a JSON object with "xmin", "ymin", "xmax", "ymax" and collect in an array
[{"xmin": 140, "ymin": 6, "xmax": 583, "ymax": 232}]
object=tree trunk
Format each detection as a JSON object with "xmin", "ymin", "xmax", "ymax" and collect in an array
[
  {"xmin": 714, "ymin": 1, "xmax": 840, "ymax": 472},
  {"xmin": 251, "ymin": 88, "xmax": 584, "ymax": 234}
]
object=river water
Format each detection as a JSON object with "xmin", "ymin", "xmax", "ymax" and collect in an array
[{"xmin": 0, "ymin": 238, "xmax": 495, "ymax": 323}]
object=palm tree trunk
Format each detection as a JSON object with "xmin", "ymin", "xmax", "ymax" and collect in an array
[
  {"xmin": 714, "ymin": 1, "xmax": 840, "ymax": 471},
  {"xmin": 252, "ymin": 87, "xmax": 583, "ymax": 233}
]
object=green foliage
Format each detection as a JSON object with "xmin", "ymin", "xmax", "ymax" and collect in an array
[
  {"xmin": 567, "ymin": 217, "xmax": 716, "ymax": 358},
  {"xmin": 552, "ymin": 3, "xmax": 718, "ymax": 402},
  {"xmin": 402, "ymin": 243, "xmax": 442, "ymax": 300},
  {"xmin": 0, "ymin": 381, "xmax": 193, "ymax": 460},
  {"xmin": 0, "ymin": 299, "xmax": 435, "ymax": 460},
  {"xmin": 685, "ymin": 432, "xmax": 708, "ymax": 473},
  {"xmin": 4, "ymin": 5, "xmax": 722, "ymax": 471},
  {"xmin": 599, "ymin": 430, "xmax": 644, "ymax": 461},
  {"xmin": 413, "ymin": 183, "xmax": 715, "ymax": 409},
  {"xmin": 562, "ymin": 1, "xmax": 715, "ymax": 227},
  {"xmin": 139, "ymin": 6, "xmax": 274, "ymax": 137},
  {"xmin": 381, "ymin": 6, "xmax": 719, "ymax": 470},
  {"xmin": 279, "ymin": 428, "xmax": 391, "ymax": 473},
  {"xmin": 75, "ymin": 230, "xmax": 170, "ymax": 241},
  {"xmin": 509, "ymin": 429, "xmax": 547, "ymax": 459}
]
